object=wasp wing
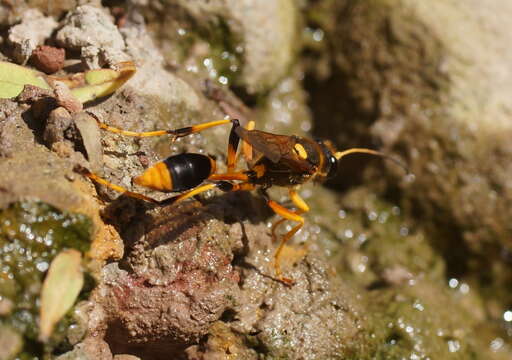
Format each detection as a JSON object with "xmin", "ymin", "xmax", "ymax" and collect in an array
[{"xmin": 235, "ymin": 127, "xmax": 292, "ymax": 163}]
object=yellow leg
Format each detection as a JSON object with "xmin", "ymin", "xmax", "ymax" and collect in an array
[
  {"xmin": 75, "ymin": 165, "xmax": 164, "ymax": 204},
  {"xmin": 208, "ymin": 172, "xmax": 249, "ymax": 182},
  {"xmin": 230, "ymin": 183, "xmax": 255, "ymax": 191},
  {"xmin": 215, "ymin": 181, "xmax": 255, "ymax": 192},
  {"xmin": 271, "ymin": 188, "xmax": 310, "ymax": 241},
  {"xmin": 289, "ymin": 188, "xmax": 310, "ymax": 213},
  {"xmin": 77, "ymin": 164, "xmax": 242, "ymax": 206},
  {"xmin": 162, "ymin": 180, "xmax": 254, "ymax": 205},
  {"xmin": 90, "ymin": 113, "xmax": 233, "ymax": 139},
  {"xmin": 242, "ymin": 120, "xmax": 255, "ymax": 162},
  {"xmin": 267, "ymin": 198, "xmax": 306, "ymax": 285},
  {"xmin": 161, "ymin": 183, "xmax": 217, "ymax": 205}
]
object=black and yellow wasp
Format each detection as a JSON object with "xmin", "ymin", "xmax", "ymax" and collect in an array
[{"xmin": 78, "ymin": 116, "xmax": 405, "ymax": 284}]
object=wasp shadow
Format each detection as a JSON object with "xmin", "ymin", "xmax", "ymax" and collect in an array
[{"xmin": 99, "ymin": 189, "xmax": 274, "ymax": 267}]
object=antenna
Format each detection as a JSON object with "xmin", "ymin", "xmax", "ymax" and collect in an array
[{"xmin": 334, "ymin": 148, "xmax": 410, "ymax": 174}]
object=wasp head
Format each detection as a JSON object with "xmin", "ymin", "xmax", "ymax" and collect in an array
[{"xmin": 314, "ymin": 139, "xmax": 339, "ymax": 182}]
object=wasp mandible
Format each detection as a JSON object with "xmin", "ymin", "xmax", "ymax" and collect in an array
[{"xmin": 77, "ymin": 116, "xmax": 406, "ymax": 284}]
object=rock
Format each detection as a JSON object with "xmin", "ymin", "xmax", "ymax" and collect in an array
[
  {"xmin": 44, "ymin": 106, "xmax": 73, "ymax": 146},
  {"xmin": 56, "ymin": 337, "xmax": 113, "ymax": 360},
  {"xmin": 0, "ymin": 0, "xmax": 93, "ymax": 24},
  {"xmin": 91, "ymin": 202, "xmax": 240, "ymax": 357},
  {"xmin": 53, "ymin": 81, "xmax": 83, "ymax": 114},
  {"xmin": 0, "ymin": 99, "xmax": 122, "ymax": 265},
  {"xmin": 30, "ymin": 45, "xmax": 66, "ymax": 74},
  {"xmin": 7, "ymin": 9, "xmax": 58, "ymax": 64},
  {"xmin": 0, "ymin": 326, "xmax": 23, "ymax": 360},
  {"xmin": 0, "ymin": 100, "xmax": 22, "ymax": 158},
  {"xmin": 228, "ymin": 221, "xmax": 364, "ymax": 359},
  {"xmin": 121, "ymin": 25, "xmax": 201, "ymax": 114},
  {"xmin": 15, "ymin": 84, "xmax": 54, "ymax": 104},
  {"xmin": 145, "ymin": 0, "xmax": 298, "ymax": 93},
  {"xmin": 222, "ymin": 0, "xmax": 298, "ymax": 93},
  {"xmin": 113, "ymin": 355, "xmax": 141, "ymax": 360},
  {"xmin": 56, "ymin": 5, "xmax": 130, "ymax": 69},
  {"xmin": 73, "ymin": 112, "xmax": 103, "ymax": 173},
  {"xmin": 185, "ymin": 322, "xmax": 257, "ymax": 360}
]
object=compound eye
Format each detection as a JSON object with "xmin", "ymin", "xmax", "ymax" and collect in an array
[{"xmin": 327, "ymin": 155, "xmax": 338, "ymax": 178}]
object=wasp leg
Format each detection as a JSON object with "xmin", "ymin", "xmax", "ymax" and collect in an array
[
  {"xmin": 227, "ymin": 119, "xmax": 241, "ymax": 173},
  {"xmin": 215, "ymin": 181, "xmax": 255, "ymax": 192},
  {"xmin": 208, "ymin": 172, "xmax": 249, "ymax": 182},
  {"xmin": 160, "ymin": 183, "xmax": 217, "ymax": 205},
  {"xmin": 90, "ymin": 114, "xmax": 234, "ymax": 139},
  {"xmin": 241, "ymin": 120, "xmax": 255, "ymax": 162},
  {"xmin": 266, "ymin": 197, "xmax": 307, "ymax": 285},
  {"xmin": 162, "ymin": 180, "xmax": 255, "ymax": 205},
  {"xmin": 271, "ymin": 188, "xmax": 310, "ymax": 241},
  {"xmin": 75, "ymin": 165, "xmax": 165, "ymax": 204}
]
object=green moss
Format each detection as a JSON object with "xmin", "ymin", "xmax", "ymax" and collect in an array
[
  {"xmin": 363, "ymin": 283, "xmax": 482, "ymax": 360},
  {"xmin": 0, "ymin": 201, "xmax": 92, "ymax": 359}
]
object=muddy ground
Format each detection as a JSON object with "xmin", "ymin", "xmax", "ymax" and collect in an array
[{"xmin": 0, "ymin": 1, "xmax": 511, "ymax": 359}]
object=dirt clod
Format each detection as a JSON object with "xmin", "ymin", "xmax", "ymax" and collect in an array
[{"xmin": 30, "ymin": 45, "xmax": 66, "ymax": 74}]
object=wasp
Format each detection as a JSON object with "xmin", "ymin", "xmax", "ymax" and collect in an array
[{"xmin": 77, "ymin": 116, "xmax": 406, "ymax": 284}]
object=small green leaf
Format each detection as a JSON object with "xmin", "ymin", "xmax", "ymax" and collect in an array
[
  {"xmin": 0, "ymin": 61, "xmax": 51, "ymax": 99},
  {"xmin": 39, "ymin": 249, "xmax": 84, "ymax": 342}
]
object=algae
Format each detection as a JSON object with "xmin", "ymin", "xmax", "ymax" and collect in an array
[{"xmin": 0, "ymin": 201, "xmax": 92, "ymax": 359}]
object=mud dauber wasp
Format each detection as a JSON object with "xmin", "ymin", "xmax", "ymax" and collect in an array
[{"xmin": 76, "ymin": 116, "xmax": 407, "ymax": 284}]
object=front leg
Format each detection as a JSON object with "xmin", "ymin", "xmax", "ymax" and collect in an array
[{"xmin": 266, "ymin": 188, "xmax": 310, "ymax": 285}]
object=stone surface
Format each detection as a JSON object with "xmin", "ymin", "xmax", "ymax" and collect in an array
[
  {"xmin": 56, "ymin": 5, "xmax": 129, "ymax": 68},
  {"xmin": 7, "ymin": 8, "xmax": 58, "ymax": 64}
]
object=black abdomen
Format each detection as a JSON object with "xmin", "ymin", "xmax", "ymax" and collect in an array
[{"xmin": 164, "ymin": 153, "xmax": 214, "ymax": 192}]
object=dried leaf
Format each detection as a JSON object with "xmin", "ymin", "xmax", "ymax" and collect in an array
[
  {"xmin": 39, "ymin": 249, "xmax": 83, "ymax": 342},
  {"xmin": 70, "ymin": 61, "xmax": 136, "ymax": 103},
  {"xmin": 0, "ymin": 61, "xmax": 51, "ymax": 99}
]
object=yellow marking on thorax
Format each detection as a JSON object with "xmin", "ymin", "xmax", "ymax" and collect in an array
[{"xmin": 294, "ymin": 143, "xmax": 308, "ymax": 159}]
